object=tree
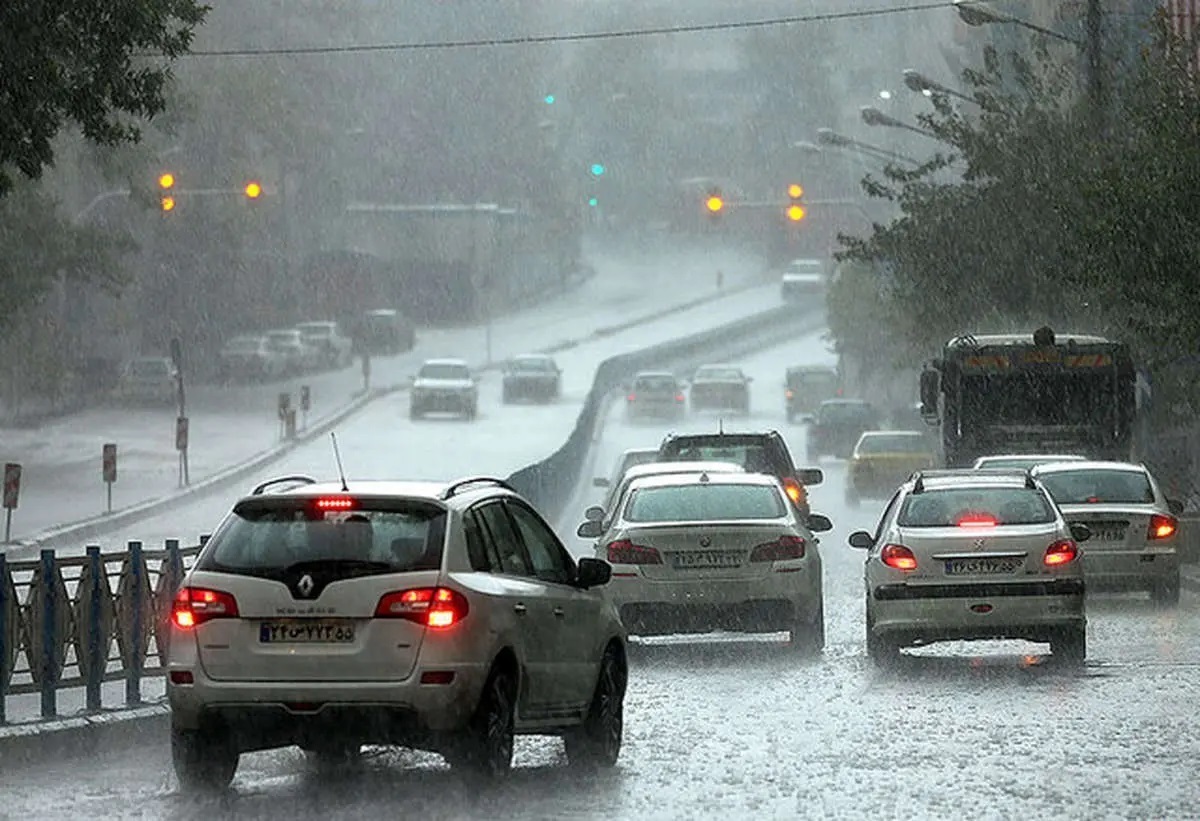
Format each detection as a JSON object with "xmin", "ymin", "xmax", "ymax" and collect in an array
[{"xmin": 0, "ymin": 0, "xmax": 208, "ymax": 196}]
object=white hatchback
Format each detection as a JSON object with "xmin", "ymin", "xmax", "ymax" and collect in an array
[
  {"xmin": 851, "ymin": 470, "xmax": 1089, "ymax": 665},
  {"xmin": 167, "ymin": 476, "xmax": 626, "ymax": 790},
  {"xmin": 580, "ymin": 471, "xmax": 831, "ymax": 652}
]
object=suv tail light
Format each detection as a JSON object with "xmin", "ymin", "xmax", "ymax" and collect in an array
[
  {"xmin": 1044, "ymin": 539, "xmax": 1079, "ymax": 566},
  {"xmin": 881, "ymin": 544, "xmax": 918, "ymax": 571},
  {"xmin": 781, "ymin": 477, "xmax": 806, "ymax": 507},
  {"xmin": 606, "ymin": 540, "xmax": 663, "ymax": 565},
  {"xmin": 376, "ymin": 587, "xmax": 469, "ymax": 629},
  {"xmin": 750, "ymin": 534, "xmax": 806, "ymax": 562},
  {"xmin": 172, "ymin": 587, "xmax": 239, "ymax": 629},
  {"xmin": 1148, "ymin": 514, "xmax": 1177, "ymax": 540}
]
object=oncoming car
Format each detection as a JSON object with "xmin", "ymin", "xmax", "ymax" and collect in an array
[
  {"xmin": 849, "ymin": 469, "xmax": 1090, "ymax": 666},
  {"xmin": 167, "ymin": 475, "xmax": 626, "ymax": 790},
  {"xmin": 578, "ymin": 471, "xmax": 832, "ymax": 652}
]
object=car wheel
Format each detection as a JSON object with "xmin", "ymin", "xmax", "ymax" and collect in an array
[
  {"xmin": 410, "ymin": 405, "xmax": 422, "ymax": 420},
  {"xmin": 1050, "ymin": 624, "xmax": 1087, "ymax": 664},
  {"xmin": 448, "ymin": 666, "xmax": 515, "ymax": 778},
  {"xmin": 789, "ymin": 601, "xmax": 825, "ymax": 655},
  {"xmin": 172, "ymin": 727, "xmax": 238, "ymax": 792},
  {"xmin": 1151, "ymin": 573, "xmax": 1181, "ymax": 607},
  {"xmin": 565, "ymin": 647, "xmax": 625, "ymax": 770}
]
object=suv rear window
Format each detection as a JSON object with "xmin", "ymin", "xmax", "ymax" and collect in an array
[
  {"xmin": 199, "ymin": 498, "xmax": 447, "ymax": 578},
  {"xmin": 819, "ymin": 403, "xmax": 874, "ymax": 424},
  {"xmin": 634, "ymin": 375, "xmax": 677, "ymax": 391},
  {"xmin": 419, "ymin": 363, "xmax": 469, "ymax": 380},
  {"xmin": 898, "ymin": 488, "xmax": 1055, "ymax": 527},
  {"xmin": 1038, "ymin": 470, "xmax": 1155, "ymax": 505},
  {"xmin": 659, "ymin": 437, "xmax": 786, "ymax": 476},
  {"xmin": 624, "ymin": 484, "xmax": 785, "ymax": 522}
]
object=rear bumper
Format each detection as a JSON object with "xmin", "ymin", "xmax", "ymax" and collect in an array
[
  {"xmin": 504, "ymin": 379, "xmax": 558, "ymax": 399},
  {"xmin": 690, "ymin": 388, "xmax": 748, "ymax": 409},
  {"xmin": 1082, "ymin": 549, "xmax": 1178, "ymax": 590},
  {"xmin": 412, "ymin": 392, "xmax": 474, "ymax": 412}
]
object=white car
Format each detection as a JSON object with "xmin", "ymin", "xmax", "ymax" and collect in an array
[
  {"xmin": 579, "ymin": 471, "xmax": 831, "ymax": 652},
  {"xmin": 590, "ymin": 460, "xmax": 745, "ymax": 526},
  {"xmin": 295, "ymin": 321, "xmax": 354, "ymax": 369},
  {"xmin": 592, "ymin": 447, "xmax": 659, "ymax": 492},
  {"xmin": 850, "ymin": 469, "xmax": 1089, "ymax": 666},
  {"xmin": 1032, "ymin": 461, "xmax": 1183, "ymax": 605},
  {"xmin": 265, "ymin": 328, "xmax": 320, "ymax": 374},
  {"xmin": 167, "ymin": 475, "xmax": 626, "ymax": 790},
  {"xmin": 410, "ymin": 358, "xmax": 478, "ymax": 420},
  {"xmin": 972, "ymin": 454, "xmax": 1087, "ymax": 471}
]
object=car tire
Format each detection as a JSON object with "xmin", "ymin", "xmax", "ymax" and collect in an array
[
  {"xmin": 447, "ymin": 666, "xmax": 515, "ymax": 778},
  {"xmin": 410, "ymin": 405, "xmax": 422, "ymax": 420},
  {"xmin": 789, "ymin": 601, "xmax": 825, "ymax": 655},
  {"xmin": 1152, "ymin": 574, "xmax": 1181, "ymax": 607},
  {"xmin": 565, "ymin": 647, "xmax": 625, "ymax": 770},
  {"xmin": 1050, "ymin": 624, "xmax": 1087, "ymax": 663},
  {"xmin": 172, "ymin": 727, "xmax": 238, "ymax": 792}
]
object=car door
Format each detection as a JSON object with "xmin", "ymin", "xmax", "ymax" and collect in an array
[
  {"xmin": 505, "ymin": 500, "xmax": 600, "ymax": 715},
  {"xmin": 471, "ymin": 502, "xmax": 557, "ymax": 716}
]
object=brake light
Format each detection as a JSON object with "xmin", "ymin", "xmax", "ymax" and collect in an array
[
  {"xmin": 1043, "ymin": 539, "xmax": 1078, "ymax": 566},
  {"xmin": 375, "ymin": 587, "xmax": 469, "ymax": 628},
  {"xmin": 627, "ymin": 393, "xmax": 636, "ymax": 402},
  {"xmin": 675, "ymin": 393, "xmax": 685, "ymax": 402},
  {"xmin": 315, "ymin": 497, "xmax": 356, "ymax": 510},
  {"xmin": 172, "ymin": 587, "xmax": 239, "ymax": 629},
  {"xmin": 881, "ymin": 544, "xmax": 917, "ymax": 571},
  {"xmin": 1148, "ymin": 514, "xmax": 1177, "ymax": 540},
  {"xmin": 606, "ymin": 540, "xmax": 663, "ymax": 564},
  {"xmin": 782, "ymin": 477, "xmax": 806, "ymax": 507},
  {"xmin": 956, "ymin": 513, "xmax": 998, "ymax": 528},
  {"xmin": 785, "ymin": 389, "xmax": 795, "ymax": 399},
  {"xmin": 750, "ymin": 534, "xmax": 806, "ymax": 561}
]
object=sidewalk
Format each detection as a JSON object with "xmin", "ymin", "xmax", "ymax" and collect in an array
[{"xmin": 0, "ymin": 243, "xmax": 773, "ymax": 544}]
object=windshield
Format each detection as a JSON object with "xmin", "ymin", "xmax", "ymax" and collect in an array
[
  {"xmin": 624, "ymin": 483, "xmax": 785, "ymax": 522},
  {"xmin": 695, "ymin": 367, "xmax": 742, "ymax": 380},
  {"xmin": 1038, "ymin": 469, "xmax": 1155, "ymax": 505},
  {"xmin": 634, "ymin": 375, "xmax": 678, "ymax": 391},
  {"xmin": 788, "ymin": 370, "xmax": 838, "ymax": 391},
  {"xmin": 419, "ymin": 363, "xmax": 469, "ymax": 380},
  {"xmin": 511, "ymin": 358, "xmax": 554, "ymax": 372},
  {"xmin": 898, "ymin": 487, "xmax": 1056, "ymax": 527},
  {"xmin": 819, "ymin": 403, "xmax": 874, "ymax": 424}
]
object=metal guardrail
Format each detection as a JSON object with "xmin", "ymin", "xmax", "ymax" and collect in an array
[{"xmin": 0, "ymin": 539, "xmax": 204, "ymax": 724}]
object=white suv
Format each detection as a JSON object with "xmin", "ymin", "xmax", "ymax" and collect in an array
[
  {"xmin": 167, "ymin": 475, "xmax": 626, "ymax": 790},
  {"xmin": 850, "ymin": 470, "xmax": 1090, "ymax": 666}
]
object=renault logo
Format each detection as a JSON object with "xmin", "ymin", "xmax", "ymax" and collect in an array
[{"xmin": 297, "ymin": 574, "xmax": 315, "ymax": 597}]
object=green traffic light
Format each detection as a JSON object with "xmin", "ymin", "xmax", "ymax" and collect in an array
[
  {"xmin": 590, "ymin": 163, "xmax": 605, "ymax": 177},
  {"xmin": 588, "ymin": 197, "xmax": 598, "ymax": 207},
  {"xmin": 544, "ymin": 94, "xmax": 556, "ymax": 105}
]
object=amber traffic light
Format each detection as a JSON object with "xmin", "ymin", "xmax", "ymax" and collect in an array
[
  {"xmin": 244, "ymin": 181, "xmax": 263, "ymax": 199},
  {"xmin": 786, "ymin": 183, "xmax": 806, "ymax": 222}
]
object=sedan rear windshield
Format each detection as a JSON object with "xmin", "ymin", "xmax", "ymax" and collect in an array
[
  {"xmin": 198, "ymin": 500, "xmax": 447, "ymax": 578},
  {"xmin": 634, "ymin": 376, "xmax": 678, "ymax": 391},
  {"xmin": 419, "ymin": 364, "xmax": 469, "ymax": 379},
  {"xmin": 624, "ymin": 484, "xmax": 785, "ymax": 522},
  {"xmin": 695, "ymin": 368, "xmax": 742, "ymax": 380},
  {"xmin": 1038, "ymin": 470, "xmax": 1155, "ymax": 505},
  {"xmin": 898, "ymin": 488, "xmax": 1056, "ymax": 527}
]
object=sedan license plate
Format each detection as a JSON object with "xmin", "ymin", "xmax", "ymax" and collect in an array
[
  {"xmin": 259, "ymin": 621, "xmax": 355, "ymax": 644},
  {"xmin": 944, "ymin": 557, "xmax": 1022, "ymax": 576},
  {"xmin": 672, "ymin": 551, "xmax": 743, "ymax": 570},
  {"xmin": 1091, "ymin": 526, "xmax": 1127, "ymax": 543}
]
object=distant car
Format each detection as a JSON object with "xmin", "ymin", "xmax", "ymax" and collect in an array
[
  {"xmin": 116, "ymin": 356, "xmax": 177, "ymax": 405},
  {"xmin": 577, "ymin": 471, "xmax": 832, "ymax": 652},
  {"xmin": 625, "ymin": 371, "xmax": 686, "ymax": 420},
  {"xmin": 973, "ymin": 454, "xmax": 1087, "ymax": 471},
  {"xmin": 689, "ymin": 364, "xmax": 751, "ymax": 414},
  {"xmin": 849, "ymin": 469, "xmax": 1089, "ymax": 666},
  {"xmin": 167, "ymin": 474, "xmax": 625, "ymax": 790},
  {"xmin": 501, "ymin": 354, "xmax": 561, "ymax": 404},
  {"xmin": 219, "ymin": 335, "xmax": 287, "ymax": 382},
  {"xmin": 807, "ymin": 399, "xmax": 880, "ymax": 460},
  {"xmin": 1032, "ymin": 461, "xmax": 1184, "ymax": 605},
  {"xmin": 585, "ymin": 460, "xmax": 746, "ymax": 534},
  {"xmin": 847, "ymin": 431, "xmax": 937, "ymax": 507},
  {"xmin": 593, "ymin": 448, "xmax": 660, "ymax": 493},
  {"xmin": 410, "ymin": 358, "xmax": 477, "ymax": 420},
  {"xmin": 780, "ymin": 259, "xmax": 825, "ymax": 302},
  {"xmin": 295, "ymin": 321, "xmax": 354, "ymax": 369},
  {"xmin": 784, "ymin": 365, "xmax": 841, "ymax": 423},
  {"xmin": 265, "ymin": 328, "xmax": 319, "ymax": 374},
  {"xmin": 657, "ymin": 429, "xmax": 823, "ymax": 518},
  {"xmin": 359, "ymin": 309, "xmax": 416, "ymax": 355}
]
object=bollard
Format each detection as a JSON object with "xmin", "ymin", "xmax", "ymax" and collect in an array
[
  {"xmin": 126, "ymin": 541, "xmax": 144, "ymax": 706},
  {"xmin": 285, "ymin": 408, "xmax": 297, "ymax": 440},
  {"xmin": 0, "ymin": 553, "xmax": 7, "ymax": 724},
  {"xmin": 40, "ymin": 549, "xmax": 57, "ymax": 719},
  {"xmin": 86, "ymin": 545, "xmax": 103, "ymax": 711}
]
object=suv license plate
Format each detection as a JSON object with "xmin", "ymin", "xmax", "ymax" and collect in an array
[
  {"xmin": 944, "ymin": 558, "xmax": 1022, "ymax": 576},
  {"xmin": 259, "ymin": 621, "xmax": 355, "ymax": 644}
]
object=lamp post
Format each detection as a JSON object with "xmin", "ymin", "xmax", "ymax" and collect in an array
[
  {"xmin": 902, "ymin": 69, "xmax": 979, "ymax": 106},
  {"xmin": 812, "ymin": 130, "xmax": 922, "ymax": 167},
  {"xmin": 860, "ymin": 106, "xmax": 943, "ymax": 142}
]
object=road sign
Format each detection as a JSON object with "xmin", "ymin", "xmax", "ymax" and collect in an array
[
  {"xmin": 300, "ymin": 385, "xmax": 311, "ymax": 412},
  {"xmin": 102, "ymin": 444, "xmax": 117, "ymax": 484},
  {"xmin": 3, "ymin": 463, "xmax": 21, "ymax": 510},
  {"xmin": 176, "ymin": 417, "xmax": 189, "ymax": 451}
]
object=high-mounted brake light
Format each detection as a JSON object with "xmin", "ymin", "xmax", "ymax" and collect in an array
[
  {"xmin": 606, "ymin": 540, "xmax": 663, "ymax": 565},
  {"xmin": 956, "ymin": 513, "xmax": 998, "ymax": 528},
  {"xmin": 881, "ymin": 544, "xmax": 918, "ymax": 571},
  {"xmin": 375, "ymin": 587, "xmax": 469, "ymax": 628},
  {"xmin": 172, "ymin": 587, "xmax": 240, "ymax": 629},
  {"xmin": 1148, "ymin": 513, "xmax": 1177, "ymax": 540},
  {"xmin": 750, "ymin": 534, "xmax": 806, "ymax": 562},
  {"xmin": 1043, "ymin": 539, "xmax": 1078, "ymax": 566},
  {"xmin": 315, "ymin": 497, "xmax": 356, "ymax": 510}
]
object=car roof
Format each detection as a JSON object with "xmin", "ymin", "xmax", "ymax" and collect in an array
[
  {"xmin": 820, "ymin": 398, "xmax": 870, "ymax": 407},
  {"xmin": 948, "ymin": 332, "xmax": 1112, "ymax": 347},
  {"xmin": 859, "ymin": 430, "xmax": 925, "ymax": 440},
  {"xmin": 663, "ymin": 429, "xmax": 780, "ymax": 441},
  {"xmin": 910, "ymin": 469, "xmax": 1036, "ymax": 491},
  {"xmin": 622, "ymin": 461, "xmax": 745, "ymax": 480},
  {"xmin": 512, "ymin": 353, "xmax": 553, "ymax": 361},
  {"xmin": 421, "ymin": 358, "xmax": 469, "ymax": 367},
  {"xmin": 243, "ymin": 477, "xmax": 518, "ymax": 506},
  {"xmin": 976, "ymin": 453, "xmax": 1086, "ymax": 463},
  {"xmin": 625, "ymin": 471, "xmax": 781, "ymax": 491},
  {"xmin": 633, "ymin": 370, "xmax": 677, "ymax": 379},
  {"xmin": 296, "ymin": 320, "xmax": 335, "ymax": 328},
  {"xmin": 267, "ymin": 328, "xmax": 299, "ymax": 335},
  {"xmin": 1030, "ymin": 460, "xmax": 1149, "ymax": 476},
  {"xmin": 621, "ymin": 447, "xmax": 659, "ymax": 456}
]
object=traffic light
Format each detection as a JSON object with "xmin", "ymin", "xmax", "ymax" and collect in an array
[
  {"xmin": 159, "ymin": 173, "xmax": 176, "ymax": 212},
  {"xmin": 589, "ymin": 163, "xmax": 606, "ymax": 178},
  {"xmin": 244, "ymin": 181, "xmax": 263, "ymax": 200},
  {"xmin": 705, "ymin": 188, "xmax": 724, "ymax": 217},
  {"xmin": 588, "ymin": 197, "xmax": 599, "ymax": 208},
  {"xmin": 544, "ymin": 94, "xmax": 556, "ymax": 105},
  {"xmin": 786, "ymin": 183, "xmax": 806, "ymax": 223}
]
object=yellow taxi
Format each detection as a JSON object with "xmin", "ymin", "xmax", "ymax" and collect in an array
[{"xmin": 847, "ymin": 430, "xmax": 936, "ymax": 507}]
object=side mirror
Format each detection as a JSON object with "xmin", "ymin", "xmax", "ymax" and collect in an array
[
  {"xmin": 1168, "ymin": 498, "xmax": 1185, "ymax": 516},
  {"xmin": 592, "ymin": 477, "xmax": 610, "ymax": 488},
  {"xmin": 848, "ymin": 530, "xmax": 874, "ymax": 549},
  {"xmin": 576, "ymin": 520, "xmax": 604, "ymax": 539},
  {"xmin": 575, "ymin": 557, "xmax": 612, "ymax": 588},
  {"xmin": 796, "ymin": 468, "xmax": 824, "ymax": 487},
  {"xmin": 584, "ymin": 505, "xmax": 605, "ymax": 522},
  {"xmin": 806, "ymin": 513, "xmax": 834, "ymax": 533},
  {"xmin": 1069, "ymin": 522, "xmax": 1092, "ymax": 543}
]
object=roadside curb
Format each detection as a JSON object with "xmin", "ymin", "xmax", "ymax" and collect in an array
[{"xmin": 0, "ymin": 702, "xmax": 169, "ymax": 769}]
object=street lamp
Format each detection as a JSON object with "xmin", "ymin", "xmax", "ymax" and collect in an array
[
  {"xmin": 953, "ymin": 0, "xmax": 1081, "ymax": 45},
  {"xmin": 860, "ymin": 106, "xmax": 942, "ymax": 141},
  {"xmin": 815, "ymin": 128, "xmax": 921, "ymax": 167},
  {"xmin": 902, "ymin": 69, "xmax": 978, "ymax": 105}
]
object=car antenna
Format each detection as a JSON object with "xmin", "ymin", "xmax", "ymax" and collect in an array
[
  {"xmin": 719, "ymin": 417, "xmax": 725, "ymax": 435},
  {"xmin": 331, "ymin": 432, "xmax": 349, "ymax": 492}
]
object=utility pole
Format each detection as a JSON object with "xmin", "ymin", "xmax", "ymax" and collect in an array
[{"xmin": 1085, "ymin": 0, "xmax": 1104, "ymax": 123}]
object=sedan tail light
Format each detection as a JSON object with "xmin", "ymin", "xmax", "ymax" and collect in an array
[
  {"xmin": 675, "ymin": 393, "xmax": 685, "ymax": 403},
  {"xmin": 1043, "ymin": 539, "xmax": 1079, "ymax": 566},
  {"xmin": 172, "ymin": 587, "xmax": 239, "ymax": 629},
  {"xmin": 376, "ymin": 587, "xmax": 469, "ymax": 628},
  {"xmin": 750, "ymin": 535, "xmax": 806, "ymax": 562},
  {"xmin": 606, "ymin": 540, "xmax": 663, "ymax": 565},
  {"xmin": 1148, "ymin": 514, "xmax": 1177, "ymax": 540},
  {"xmin": 626, "ymin": 393, "xmax": 636, "ymax": 402},
  {"xmin": 881, "ymin": 544, "xmax": 918, "ymax": 571}
]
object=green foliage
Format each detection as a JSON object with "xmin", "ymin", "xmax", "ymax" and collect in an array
[{"xmin": 0, "ymin": 0, "xmax": 209, "ymax": 196}]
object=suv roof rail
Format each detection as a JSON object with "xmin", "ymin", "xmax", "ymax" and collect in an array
[
  {"xmin": 912, "ymin": 468, "xmax": 1035, "ymax": 494},
  {"xmin": 251, "ymin": 475, "xmax": 318, "ymax": 495},
  {"xmin": 441, "ymin": 476, "xmax": 514, "ymax": 500}
]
